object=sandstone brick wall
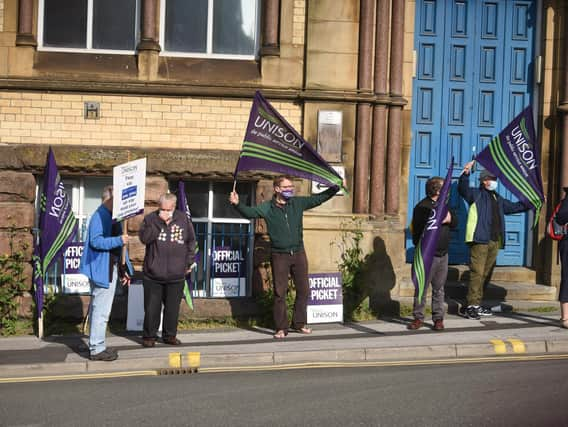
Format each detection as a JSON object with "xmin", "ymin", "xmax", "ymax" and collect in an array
[
  {"xmin": 293, "ymin": 0, "xmax": 306, "ymax": 45},
  {"xmin": 0, "ymin": 92, "xmax": 303, "ymax": 149},
  {"xmin": 0, "ymin": 0, "xmax": 4, "ymax": 33}
]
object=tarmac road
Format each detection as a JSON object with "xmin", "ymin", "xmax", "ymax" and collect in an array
[{"xmin": 1, "ymin": 358, "xmax": 567, "ymax": 427}]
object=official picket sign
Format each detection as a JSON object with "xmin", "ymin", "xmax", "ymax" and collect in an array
[
  {"xmin": 61, "ymin": 243, "xmax": 90, "ymax": 294},
  {"xmin": 113, "ymin": 157, "xmax": 147, "ymax": 222},
  {"xmin": 307, "ymin": 272, "xmax": 343, "ymax": 324},
  {"xmin": 210, "ymin": 246, "xmax": 246, "ymax": 297}
]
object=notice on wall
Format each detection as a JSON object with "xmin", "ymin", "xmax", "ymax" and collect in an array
[
  {"xmin": 210, "ymin": 246, "xmax": 246, "ymax": 297},
  {"xmin": 113, "ymin": 157, "xmax": 147, "ymax": 222},
  {"xmin": 61, "ymin": 243, "xmax": 91, "ymax": 294},
  {"xmin": 307, "ymin": 272, "xmax": 343, "ymax": 324}
]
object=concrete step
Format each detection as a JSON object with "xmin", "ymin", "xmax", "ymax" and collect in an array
[
  {"xmin": 399, "ymin": 278, "xmax": 557, "ymax": 302},
  {"xmin": 447, "ymin": 265, "xmax": 537, "ymax": 284}
]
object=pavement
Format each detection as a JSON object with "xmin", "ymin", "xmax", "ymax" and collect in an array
[{"xmin": 2, "ymin": 308, "xmax": 568, "ymax": 380}]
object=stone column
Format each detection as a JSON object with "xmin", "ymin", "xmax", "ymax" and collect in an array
[
  {"xmin": 353, "ymin": 0, "xmax": 375, "ymax": 213},
  {"xmin": 261, "ymin": 0, "xmax": 280, "ymax": 56},
  {"xmin": 137, "ymin": 0, "xmax": 161, "ymax": 51},
  {"xmin": 385, "ymin": 0, "xmax": 404, "ymax": 215},
  {"xmin": 16, "ymin": 0, "xmax": 37, "ymax": 46},
  {"xmin": 137, "ymin": 0, "xmax": 161, "ymax": 80},
  {"xmin": 369, "ymin": 0, "xmax": 390, "ymax": 217}
]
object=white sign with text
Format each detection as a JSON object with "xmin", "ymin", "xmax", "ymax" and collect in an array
[{"xmin": 113, "ymin": 157, "xmax": 147, "ymax": 222}]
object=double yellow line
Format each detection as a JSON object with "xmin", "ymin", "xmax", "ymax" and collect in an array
[{"xmin": 3, "ymin": 349, "xmax": 568, "ymax": 384}]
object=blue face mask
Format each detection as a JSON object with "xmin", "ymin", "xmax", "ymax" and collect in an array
[
  {"xmin": 487, "ymin": 180, "xmax": 498, "ymax": 191},
  {"xmin": 281, "ymin": 189, "xmax": 294, "ymax": 199}
]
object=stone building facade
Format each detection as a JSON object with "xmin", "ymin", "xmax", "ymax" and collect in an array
[{"xmin": 0, "ymin": 0, "xmax": 567, "ymax": 320}]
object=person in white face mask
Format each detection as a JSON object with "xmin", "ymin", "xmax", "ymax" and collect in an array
[{"xmin": 458, "ymin": 161, "xmax": 528, "ymax": 320}]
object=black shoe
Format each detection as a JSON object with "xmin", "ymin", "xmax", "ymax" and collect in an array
[
  {"xmin": 465, "ymin": 305, "xmax": 481, "ymax": 320},
  {"xmin": 90, "ymin": 349, "xmax": 118, "ymax": 361},
  {"xmin": 478, "ymin": 306, "xmax": 493, "ymax": 316}
]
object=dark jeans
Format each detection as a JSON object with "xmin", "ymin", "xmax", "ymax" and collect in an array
[
  {"xmin": 271, "ymin": 250, "xmax": 309, "ymax": 331},
  {"xmin": 143, "ymin": 276, "xmax": 184, "ymax": 340},
  {"xmin": 560, "ymin": 239, "xmax": 568, "ymax": 303}
]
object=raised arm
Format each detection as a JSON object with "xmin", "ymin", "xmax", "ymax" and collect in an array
[
  {"xmin": 139, "ymin": 212, "xmax": 162, "ymax": 245},
  {"xmin": 229, "ymin": 191, "xmax": 265, "ymax": 219}
]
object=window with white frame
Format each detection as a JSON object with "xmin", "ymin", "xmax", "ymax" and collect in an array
[
  {"xmin": 38, "ymin": 0, "xmax": 140, "ymax": 53},
  {"xmin": 173, "ymin": 180, "xmax": 255, "ymax": 297},
  {"xmin": 160, "ymin": 0, "xmax": 260, "ymax": 59},
  {"xmin": 35, "ymin": 176, "xmax": 113, "ymax": 294}
]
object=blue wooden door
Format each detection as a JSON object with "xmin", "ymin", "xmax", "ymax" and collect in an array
[{"xmin": 408, "ymin": 0, "xmax": 536, "ymax": 266}]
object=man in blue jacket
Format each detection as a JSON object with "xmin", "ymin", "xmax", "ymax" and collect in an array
[
  {"xmin": 458, "ymin": 161, "xmax": 528, "ymax": 320},
  {"xmin": 80, "ymin": 186, "xmax": 132, "ymax": 361}
]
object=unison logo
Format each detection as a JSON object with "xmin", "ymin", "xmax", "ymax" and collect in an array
[
  {"xmin": 511, "ymin": 120, "xmax": 537, "ymax": 171},
  {"xmin": 254, "ymin": 115, "xmax": 305, "ymax": 149}
]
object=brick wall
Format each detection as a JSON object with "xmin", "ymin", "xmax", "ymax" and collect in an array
[
  {"xmin": 0, "ymin": 0, "xmax": 4, "ymax": 33},
  {"xmin": 0, "ymin": 92, "xmax": 303, "ymax": 149},
  {"xmin": 293, "ymin": 0, "xmax": 306, "ymax": 45}
]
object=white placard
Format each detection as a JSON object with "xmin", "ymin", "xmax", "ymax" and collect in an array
[
  {"xmin": 61, "ymin": 273, "xmax": 91, "ymax": 294},
  {"xmin": 113, "ymin": 158, "xmax": 147, "ymax": 222},
  {"xmin": 211, "ymin": 278, "xmax": 245, "ymax": 297},
  {"xmin": 307, "ymin": 304, "xmax": 344, "ymax": 324},
  {"xmin": 127, "ymin": 281, "xmax": 162, "ymax": 331}
]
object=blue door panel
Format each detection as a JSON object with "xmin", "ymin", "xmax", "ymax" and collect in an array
[{"xmin": 408, "ymin": 0, "xmax": 536, "ymax": 266}]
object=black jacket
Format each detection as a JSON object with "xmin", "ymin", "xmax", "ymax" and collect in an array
[
  {"xmin": 139, "ymin": 209, "xmax": 196, "ymax": 282},
  {"xmin": 412, "ymin": 196, "xmax": 458, "ymax": 257}
]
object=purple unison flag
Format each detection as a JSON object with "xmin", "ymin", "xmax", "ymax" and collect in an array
[
  {"xmin": 32, "ymin": 148, "xmax": 78, "ymax": 318},
  {"xmin": 176, "ymin": 180, "xmax": 194, "ymax": 310},
  {"xmin": 475, "ymin": 106, "xmax": 544, "ymax": 226},
  {"xmin": 235, "ymin": 91, "xmax": 344, "ymax": 189},
  {"xmin": 411, "ymin": 159, "xmax": 454, "ymax": 302}
]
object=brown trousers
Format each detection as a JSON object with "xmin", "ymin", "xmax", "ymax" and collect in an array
[{"xmin": 271, "ymin": 250, "xmax": 309, "ymax": 331}]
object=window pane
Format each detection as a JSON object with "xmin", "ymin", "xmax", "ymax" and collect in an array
[
  {"xmin": 213, "ymin": 0, "xmax": 256, "ymax": 55},
  {"xmin": 212, "ymin": 182, "xmax": 252, "ymax": 218},
  {"xmin": 83, "ymin": 177, "xmax": 112, "ymax": 217},
  {"xmin": 177, "ymin": 181, "xmax": 209, "ymax": 218},
  {"xmin": 43, "ymin": 0, "xmax": 87, "ymax": 48},
  {"xmin": 165, "ymin": 0, "xmax": 208, "ymax": 53},
  {"xmin": 93, "ymin": 0, "xmax": 137, "ymax": 50}
]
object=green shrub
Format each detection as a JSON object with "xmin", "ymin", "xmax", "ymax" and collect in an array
[{"xmin": 0, "ymin": 229, "xmax": 29, "ymax": 335}]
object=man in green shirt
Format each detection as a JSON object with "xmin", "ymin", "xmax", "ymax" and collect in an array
[{"xmin": 229, "ymin": 175, "xmax": 344, "ymax": 339}]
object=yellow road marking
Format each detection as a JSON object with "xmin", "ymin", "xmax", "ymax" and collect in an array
[
  {"xmin": 3, "ymin": 354, "xmax": 568, "ymax": 384},
  {"xmin": 201, "ymin": 353, "xmax": 568, "ymax": 373},
  {"xmin": 0, "ymin": 370, "xmax": 158, "ymax": 384},
  {"xmin": 169, "ymin": 352, "xmax": 182, "ymax": 368},
  {"xmin": 490, "ymin": 339, "xmax": 507, "ymax": 354},
  {"xmin": 507, "ymin": 339, "xmax": 526, "ymax": 354},
  {"xmin": 187, "ymin": 352, "xmax": 201, "ymax": 369}
]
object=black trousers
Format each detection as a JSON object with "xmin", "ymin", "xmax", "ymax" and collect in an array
[
  {"xmin": 142, "ymin": 276, "xmax": 184, "ymax": 339},
  {"xmin": 271, "ymin": 250, "xmax": 309, "ymax": 331},
  {"xmin": 560, "ymin": 239, "xmax": 568, "ymax": 303}
]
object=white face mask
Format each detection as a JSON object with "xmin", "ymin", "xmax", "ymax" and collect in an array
[{"xmin": 487, "ymin": 180, "xmax": 498, "ymax": 191}]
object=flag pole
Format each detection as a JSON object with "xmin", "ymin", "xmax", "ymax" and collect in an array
[
  {"xmin": 38, "ymin": 313, "xmax": 44, "ymax": 339},
  {"xmin": 121, "ymin": 151, "xmax": 130, "ymax": 268}
]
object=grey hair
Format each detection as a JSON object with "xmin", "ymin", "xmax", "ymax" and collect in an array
[
  {"xmin": 158, "ymin": 193, "xmax": 177, "ymax": 206},
  {"xmin": 102, "ymin": 185, "xmax": 113, "ymax": 202}
]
